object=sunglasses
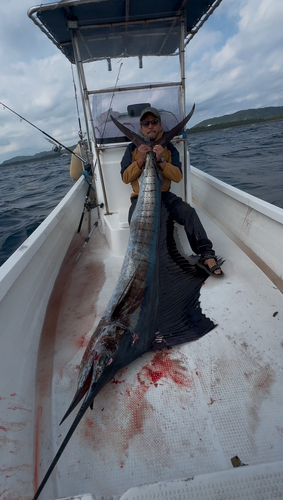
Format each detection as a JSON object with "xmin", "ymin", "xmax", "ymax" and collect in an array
[{"xmin": 141, "ymin": 118, "xmax": 160, "ymax": 127}]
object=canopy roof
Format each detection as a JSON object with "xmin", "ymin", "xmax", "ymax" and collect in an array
[{"xmin": 28, "ymin": 0, "xmax": 221, "ymax": 64}]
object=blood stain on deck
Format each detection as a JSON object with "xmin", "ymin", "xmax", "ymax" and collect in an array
[
  {"xmin": 79, "ymin": 350, "xmax": 194, "ymax": 469},
  {"xmin": 125, "ymin": 351, "xmax": 193, "ymax": 437},
  {"xmin": 138, "ymin": 351, "xmax": 193, "ymax": 388}
]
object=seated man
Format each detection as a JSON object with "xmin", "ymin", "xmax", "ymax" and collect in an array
[{"xmin": 120, "ymin": 106, "xmax": 223, "ymax": 276}]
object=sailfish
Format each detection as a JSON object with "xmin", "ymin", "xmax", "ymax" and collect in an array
[{"xmin": 32, "ymin": 104, "xmax": 215, "ymax": 499}]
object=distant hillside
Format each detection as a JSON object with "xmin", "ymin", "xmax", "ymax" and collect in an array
[
  {"xmin": 1, "ymin": 145, "xmax": 76, "ymax": 167},
  {"xmin": 188, "ymin": 106, "xmax": 283, "ymax": 134}
]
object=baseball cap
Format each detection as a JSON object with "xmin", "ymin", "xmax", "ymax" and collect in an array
[{"xmin": 140, "ymin": 107, "xmax": 161, "ymax": 122}]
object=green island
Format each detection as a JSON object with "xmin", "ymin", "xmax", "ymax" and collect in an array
[
  {"xmin": 1, "ymin": 145, "xmax": 76, "ymax": 167},
  {"xmin": 187, "ymin": 106, "xmax": 283, "ymax": 135}
]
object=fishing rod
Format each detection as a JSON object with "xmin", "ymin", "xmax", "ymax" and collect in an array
[
  {"xmin": 100, "ymin": 62, "xmax": 123, "ymax": 140},
  {"xmin": 74, "ymin": 220, "xmax": 98, "ymax": 262},
  {"xmin": 70, "ymin": 66, "xmax": 99, "ymax": 234},
  {"xmin": 75, "ymin": 62, "xmax": 122, "ymax": 245},
  {"xmin": 1, "ymin": 99, "xmax": 97, "ymax": 214},
  {"xmin": 0, "ymin": 101, "xmax": 87, "ymax": 164}
]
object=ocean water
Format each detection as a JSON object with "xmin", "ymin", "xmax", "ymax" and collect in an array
[
  {"xmin": 188, "ymin": 119, "xmax": 283, "ymax": 208},
  {"xmin": 0, "ymin": 156, "xmax": 73, "ymax": 267},
  {"xmin": 0, "ymin": 119, "xmax": 282, "ymax": 267}
]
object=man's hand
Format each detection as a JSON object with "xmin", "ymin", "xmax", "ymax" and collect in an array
[
  {"xmin": 153, "ymin": 144, "xmax": 165, "ymax": 163},
  {"xmin": 137, "ymin": 144, "xmax": 151, "ymax": 169}
]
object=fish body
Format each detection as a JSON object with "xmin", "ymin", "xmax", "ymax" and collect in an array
[
  {"xmin": 32, "ymin": 149, "xmax": 163, "ymax": 500},
  {"xmin": 70, "ymin": 149, "xmax": 163, "ymax": 414},
  {"xmin": 70, "ymin": 105, "xmax": 199, "ymax": 413},
  {"xmin": 32, "ymin": 105, "xmax": 206, "ymax": 499}
]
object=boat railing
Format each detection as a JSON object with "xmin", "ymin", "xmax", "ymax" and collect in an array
[{"xmin": 191, "ymin": 165, "xmax": 283, "ymax": 291}]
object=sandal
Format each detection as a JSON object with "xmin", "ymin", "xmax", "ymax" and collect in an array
[{"xmin": 197, "ymin": 255, "xmax": 225, "ymax": 277}]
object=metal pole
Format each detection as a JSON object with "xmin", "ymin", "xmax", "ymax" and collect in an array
[
  {"xmin": 71, "ymin": 32, "xmax": 92, "ymax": 156},
  {"xmin": 71, "ymin": 31, "xmax": 109, "ymax": 214},
  {"xmin": 88, "ymin": 81, "xmax": 181, "ymax": 95},
  {"xmin": 180, "ymin": 16, "xmax": 186, "ymax": 120},
  {"xmin": 180, "ymin": 15, "xmax": 188, "ymax": 202}
]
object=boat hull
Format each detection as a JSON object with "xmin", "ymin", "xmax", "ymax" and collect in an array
[
  {"xmin": 1, "ymin": 162, "xmax": 283, "ymax": 499},
  {"xmin": 0, "ymin": 177, "xmax": 87, "ymax": 498}
]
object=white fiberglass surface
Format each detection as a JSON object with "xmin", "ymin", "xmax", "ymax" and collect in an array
[{"xmin": 35, "ymin": 210, "xmax": 283, "ymax": 500}]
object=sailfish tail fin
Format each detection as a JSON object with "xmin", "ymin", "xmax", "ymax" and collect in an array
[
  {"xmin": 110, "ymin": 103, "xmax": 195, "ymax": 148},
  {"xmin": 156, "ymin": 104, "xmax": 195, "ymax": 147},
  {"xmin": 110, "ymin": 115, "xmax": 145, "ymax": 147}
]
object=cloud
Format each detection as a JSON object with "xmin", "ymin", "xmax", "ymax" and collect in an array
[
  {"xmin": 0, "ymin": 0, "xmax": 283, "ymax": 162},
  {"xmin": 186, "ymin": 0, "xmax": 283, "ymax": 124},
  {"xmin": 0, "ymin": 53, "xmax": 78, "ymax": 158}
]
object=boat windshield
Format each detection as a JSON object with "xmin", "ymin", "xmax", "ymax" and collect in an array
[{"xmin": 92, "ymin": 84, "xmax": 183, "ymax": 143}]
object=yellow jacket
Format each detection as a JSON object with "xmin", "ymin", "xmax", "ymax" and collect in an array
[{"xmin": 121, "ymin": 132, "xmax": 182, "ymax": 197}]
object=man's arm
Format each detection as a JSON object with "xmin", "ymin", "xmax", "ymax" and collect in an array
[
  {"xmin": 120, "ymin": 143, "xmax": 140, "ymax": 184},
  {"xmin": 169, "ymin": 143, "xmax": 182, "ymax": 172},
  {"xmin": 121, "ymin": 143, "xmax": 151, "ymax": 184},
  {"xmin": 161, "ymin": 162, "xmax": 182, "ymax": 183},
  {"xmin": 121, "ymin": 141, "xmax": 182, "ymax": 184},
  {"xmin": 120, "ymin": 144, "xmax": 134, "ymax": 179},
  {"xmin": 155, "ymin": 142, "xmax": 182, "ymax": 183}
]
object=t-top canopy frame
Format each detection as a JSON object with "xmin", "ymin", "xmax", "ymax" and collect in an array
[
  {"xmin": 28, "ymin": 0, "xmax": 223, "ymax": 213},
  {"xmin": 28, "ymin": 0, "xmax": 222, "ymax": 64}
]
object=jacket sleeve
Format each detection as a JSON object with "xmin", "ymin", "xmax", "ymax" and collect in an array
[
  {"xmin": 162, "ymin": 143, "xmax": 183, "ymax": 183},
  {"xmin": 162, "ymin": 162, "xmax": 183, "ymax": 183},
  {"xmin": 120, "ymin": 143, "xmax": 139, "ymax": 184},
  {"xmin": 122, "ymin": 162, "xmax": 142, "ymax": 184}
]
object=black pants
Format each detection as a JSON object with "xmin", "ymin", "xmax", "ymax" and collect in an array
[{"xmin": 128, "ymin": 191, "xmax": 215, "ymax": 257}]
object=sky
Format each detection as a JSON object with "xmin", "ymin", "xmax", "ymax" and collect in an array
[{"xmin": 0, "ymin": 0, "xmax": 282, "ymax": 163}]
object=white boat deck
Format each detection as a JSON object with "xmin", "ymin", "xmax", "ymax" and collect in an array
[{"xmin": 35, "ymin": 206, "xmax": 283, "ymax": 500}]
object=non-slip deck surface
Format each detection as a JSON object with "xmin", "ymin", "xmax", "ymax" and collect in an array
[{"xmin": 35, "ymin": 209, "xmax": 283, "ymax": 500}]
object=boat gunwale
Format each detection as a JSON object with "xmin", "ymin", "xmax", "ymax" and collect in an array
[
  {"xmin": 0, "ymin": 176, "xmax": 85, "ymax": 302},
  {"xmin": 191, "ymin": 165, "xmax": 283, "ymax": 224}
]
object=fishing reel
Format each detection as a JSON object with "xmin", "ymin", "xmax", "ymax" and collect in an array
[{"xmin": 85, "ymin": 198, "xmax": 104, "ymax": 212}]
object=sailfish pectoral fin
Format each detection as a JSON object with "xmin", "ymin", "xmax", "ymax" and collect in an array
[
  {"xmin": 110, "ymin": 264, "xmax": 141, "ymax": 319},
  {"xmin": 34, "ymin": 349, "xmax": 116, "ymax": 498}
]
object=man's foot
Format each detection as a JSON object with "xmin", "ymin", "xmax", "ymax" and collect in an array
[
  {"xmin": 204, "ymin": 258, "xmax": 222, "ymax": 275},
  {"xmin": 197, "ymin": 256, "xmax": 224, "ymax": 277}
]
